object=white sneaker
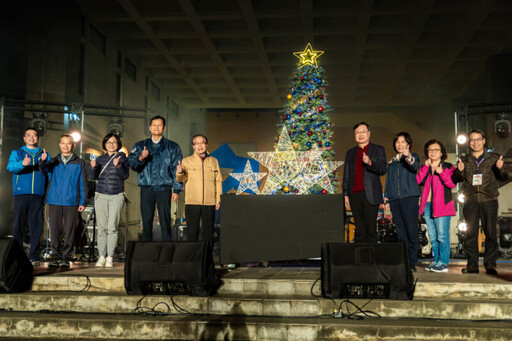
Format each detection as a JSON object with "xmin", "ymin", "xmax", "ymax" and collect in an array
[
  {"xmin": 105, "ymin": 256, "xmax": 114, "ymax": 268},
  {"xmin": 95, "ymin": 256, "xmax": 106, "ymax": 267}
]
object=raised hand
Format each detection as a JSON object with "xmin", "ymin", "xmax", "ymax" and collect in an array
[
  {"xmin": 362, "ymin": 152, "xmax": 371, "ymax": 165},
  {"xmin": 22, "ymin": 154, "xmax": 31, "ymax": 166},
  {"xmin": 425, "ymin": 158, "xmax": 432, "ymax": 167},
  {"xmin": 139, "ymin": 146, "xmax": 149, "ymax": 161},
  {"xmin": 41, "ymin": 149, "xmax": 48, "ymax": 161},
  {"xmin": 496, "ymin": 155, "xmax": 504, "ymax": 169},
  {"xmin": 90, "ymin": 159, "xmax": 96, "ymax": 168},
  {"xmin": 113, "ymin": 155, "xmax": 121, "ymax": 167},
  {"xmin": 457, "ymin": 158, "xmax": 464, "ymax": 172},
  {"xmin": 177, "ymin": 160, "xmax": 182, "ymax": 173},
  {"xmin": 403, "ymin": 145, "xmax": 411, "ymax": 158},
  {"xmin": 435, "ymin": 163, "xmax": 443, "ymax": 174}
]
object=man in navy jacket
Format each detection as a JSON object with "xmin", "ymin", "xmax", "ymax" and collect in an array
[
  {"xmin": 128, "ymin": 115, "xmax": 183, "ymax": 241},
  {"xmin": 7, "ymin": 127, "xmax": 49, "ymax": 266},
  {"xmin": 342, "ymin": 122, "xmax": 387, "ymax": 243}
]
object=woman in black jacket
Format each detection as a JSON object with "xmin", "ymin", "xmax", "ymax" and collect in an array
[{"xmin": 89, "ymin": 133, "xmax": 129, "ymax": 267}]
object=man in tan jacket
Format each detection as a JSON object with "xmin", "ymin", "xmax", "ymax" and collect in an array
[{"xmin": 176, "ymin": 134, "xmax": 222, "ymax": 245}]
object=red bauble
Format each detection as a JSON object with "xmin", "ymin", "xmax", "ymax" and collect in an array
[
  {"xmin": 321, "ymin": 189, "xmax": 327, "ymax": 194},
  {"xmin": 300, "ymin": 76, "xmax": 305, "ymax": 81},
  {"xmin": 298, "ymin": 112, "xmax": 302, "ymax": 116},
  {"xmin": 282, "ymin": 115, "xmax": 287, "ymax": 120},
  {"xmin": 323, "ymin": 130, "xmax": 327, "ymax": 134},
  {"xmin": 320, "ymin": 95, "xmax": 324, "ymax": 99},
  {"xmin": 318, "ymin": 141, "xmax": 322, "ymax": 146},
  {"xmin": 318, "ymin": 106, "xmax": 324, "ymax": 112},
  {"xmin": 307, "ymin": 131, "xmax": 312, "ymax": 136}
]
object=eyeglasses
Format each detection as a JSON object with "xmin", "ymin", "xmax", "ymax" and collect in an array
[
  {"xmin": 469, "ymin": 138, "xmax": 483, "ymax": 143},
  {"xmin": 106, "ymin": 141, "xmax": 118, "ymax": 145},
  {"xmin": 427, "ymin": 148, "xmax": 441, "ymax": 153}
]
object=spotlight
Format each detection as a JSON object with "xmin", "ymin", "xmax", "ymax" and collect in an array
[
  {"xmin": 494, "ymin": 116, "xmax": 511, "ymax": 139},
  {"xmin": 456, "ymin": 134, "xmax": 467, "ymax": 145},
  {"xmin": 70, "ymin": 131, "xmax": 82, "ymax": 143},
  {"xmin": 457, "ymin": 220, "xmax": 467, "ymax": 232},
  {"xmin": 30, "ymin": 112, "xmax": 48, "ymax": 137},
  {"xmin": 457, "ymin": 192, "xmax": 465, "ymax": 204}
]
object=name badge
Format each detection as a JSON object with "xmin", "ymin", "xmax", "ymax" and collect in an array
[{"xmin": 472, "ymin": 173, "xmax": 483, "ymax": 186}]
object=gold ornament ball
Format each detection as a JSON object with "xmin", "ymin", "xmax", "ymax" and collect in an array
[
  {"xmin": 287, "ymin": 94, "xmax": 292, "ymax": 100},
  {"xmin": 283, "ymin": 186, "xmax": 290, "ymax": 192}
]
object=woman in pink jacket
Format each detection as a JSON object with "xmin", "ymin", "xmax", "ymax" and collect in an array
[{"xmin": 416, "ymin": 139, "xmax": 456, "ymax": 273}]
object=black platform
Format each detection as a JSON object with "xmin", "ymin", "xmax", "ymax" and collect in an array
[{"xmin": 219, "ymin": 194, "xmax": 345, "ymax": 264}]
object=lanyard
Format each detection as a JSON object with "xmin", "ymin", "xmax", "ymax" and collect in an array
[{"xmin": 475, "ymin": 158, "xmax": 485, "ymax": 172}]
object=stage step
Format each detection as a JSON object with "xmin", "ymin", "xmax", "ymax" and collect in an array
[
  {"xmin": 1, "ymin": 292, "xmax": 512, "ymax": 321},
  {"xmin": 1, "ymin": 311, "xmax": 511, "ymax": 340},
  {"xmin": 31, "ymin": 267, "xmax": 512, "ymax": 300}
]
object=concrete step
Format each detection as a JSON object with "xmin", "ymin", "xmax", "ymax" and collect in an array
[
  {"xmin": 1, "ymin": 311, "xmax": 511, "ymax": 340},
  {"xmin": 2, "ymin": 291, "xmax": 512, "ymax": 321},
  {"xmin": 31, "ymin": 269, "xmax": 512, "ymax": 300}
]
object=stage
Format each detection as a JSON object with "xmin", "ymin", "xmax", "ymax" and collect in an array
[{"xmin": 1, "ymin": 259, "xmax": 512, "ymax": 340}]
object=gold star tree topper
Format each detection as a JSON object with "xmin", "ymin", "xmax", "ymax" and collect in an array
[{"xmin": 293, "ymin": 43, "xmax": 324, "ymax": 68}]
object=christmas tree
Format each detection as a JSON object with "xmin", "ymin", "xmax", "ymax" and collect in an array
[{"xmin": 274, "ymin": 43, "xmax": 339, "ymax": 194}]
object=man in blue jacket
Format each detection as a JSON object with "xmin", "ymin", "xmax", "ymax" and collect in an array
[
  {"xmin": 128, "ymin": 115, "xmax": 183, "ymax": 241},
  {"xmin": 342, "ymin": 122, "xmax": 387, "ymax": 243},
  {"xmin": 7, "ymin": 127, "xmax": 49, "ymax": 266},
  {"xmin": 39, "ymin": 134, "xmax": 88, "ymax": 267}
]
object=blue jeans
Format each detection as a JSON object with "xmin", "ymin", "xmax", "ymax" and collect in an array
[{"xmin": 423, "ymin": 202, "xmax": 451, "ymax": 266}]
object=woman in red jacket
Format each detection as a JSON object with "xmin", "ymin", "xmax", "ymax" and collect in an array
[{"xmin": 416, "ymin": 139, "xmax": 456, "ymax": 273}]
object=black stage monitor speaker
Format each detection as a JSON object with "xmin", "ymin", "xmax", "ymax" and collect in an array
[
  {"xmin": 0, "ymin": 238, "xmax": 34, "ymax": 293},
  {"xmin": 124, "ymin": 241, "xmax": 219, "ymax": 296},
  {"xmin": 321, "ymin": 242, "xmax": 414, "ymax": 300}
]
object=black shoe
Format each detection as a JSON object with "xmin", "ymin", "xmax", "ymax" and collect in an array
[
  {"xmin": 485, "ymin": 267, "xmax": 498, "ymax": 275},
  {"xmin": 461, "ymin": 267, "xmax": 479, "ymax": 274},
  {"xmin": 59, "ymin": 259, "xmax": 71, "ymax": 268},
  {"xmin": 49, "ymin": 259, "xmax": 60, "ymax": 267}
]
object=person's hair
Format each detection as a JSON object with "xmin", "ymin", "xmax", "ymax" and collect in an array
[
  {"xmin": 468, "ymin": 129, "xmax": 485, "ymax": 139},
  {"xmin": 25, "ymin": 127, "xmax": 39, "ymax": 137},
  {"xmin": 424, "ymin": 139, "xmax": 447, "ymax": 160},
  {"xmin": 191, "ymin": 134, "xmax": 208, "ymax": 145},
  {"xmin": 59, "ymin": 134, "xmax": 75, "ymax": 149},
  {"xmin": 149, "ymin": 115, "xmax": 166, "ymax": 127},
  {"xmin": 102, "ymin": 133, "xmax": 123, "ymax": 151},
  {"xmin": 392, "ymin": 132, "xmax": 412, "ymax": 153},
  {"xmin": 353, "ymin": 122, "xmax": 370, "ymax": 131}
]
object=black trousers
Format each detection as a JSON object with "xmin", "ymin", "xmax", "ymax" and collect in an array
[
  {"xmin": 185, "ymin": 204, "xmax": 215, "ymax": 246},
  {"xmin": 48, "ymin": 204, "xmax": 78, "ymax": 260},
  {"xmin": 351, "ymin": 191, "xmax": 379, "ymax": 243},
  {"xmin": 13, "ymin": 194, "xmax": 44, "ymax": 261},
  {"xmin": 463, "ymin": 200, "xmax": 499, "ymax": 269},
  {"xmin": 390, "ymin": 197, "xmax": 419, "ymax": 266},
  {"xmin": 140, "ymin": 187, "xmax": 172, "ymax": 241}
]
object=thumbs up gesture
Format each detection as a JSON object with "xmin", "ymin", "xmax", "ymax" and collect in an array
[
  {"xmin": 362, "ymin": 152, "xmax": 371, "ymax": 166},
  {"xmin": 41, "ymin": 149, "xmax": 48, "ymax": 162},
  {"xmin": 113, "ymin": 155, "xmax": 122, "ymax": 167},
  {"xmin": 139, "ymin": 146, "xmax": 149, "ymax": 161},
  {"xmin": 497, "ymin": 155, "xmax": 504, "ymax": 169},
  {"xmin": 457, "ymin": 157, "xmax": 464, "ymax": 171},
  {"xmin": 435, "ymin": 163, "xmax": 443, "ymax": 174},
  {"xmin": 177, "ymin": 160, "xmax": 182, "ymax": 173},
  {"xmin": 22, "ymin": 153, "xmax": 31, "ymax": 166}
]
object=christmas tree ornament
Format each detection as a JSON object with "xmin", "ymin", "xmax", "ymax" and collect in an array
[
  {"xmin": 287, "ymin": 94, "xmax": 292, "ymax": 100},
  {"xmin": 293, "ymin": 43, "xmax": 325, "ymax": 68}
]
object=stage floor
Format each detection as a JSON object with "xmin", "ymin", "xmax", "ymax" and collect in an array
[{"xmin": 32, "ymin": 258, "xmax": 512, "ymax": 285}]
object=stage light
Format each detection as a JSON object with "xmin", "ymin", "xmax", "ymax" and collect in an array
[
  {"xmin": 70, "ymin": 131, "xmax": 81, "ymax": 143},
  {"xmin": 30, "ymin": 112, "xmax": 48, "ymax": 137},
  {"xmin": 108, "ymin": 117, "xmax": 124, "ymax": 137},
  {"xmin": 457, "ymin": 220, "xmax": 467, "ymax": 232},
  {"xmin": 456, "ymin": 134, "xmax": 467, "ymax": 145},
  {"xmin": 457, "ymin": 192, "xmax": 465, "ymax": 204}
]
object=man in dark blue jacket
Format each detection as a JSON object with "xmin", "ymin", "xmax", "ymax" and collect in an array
[
  {"xmin": 342, "ymin": 122, "xmax": 387, "ymax": 243},
  {"xmin": 7, "ymin": 127, "xmax": 49, "ymax": 266},
  {"xmin": 128, "ymin": 115, "xmax": 183, "ymax": 241}
]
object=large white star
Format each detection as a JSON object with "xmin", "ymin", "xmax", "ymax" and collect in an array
[{"xmin": 229, "ymin": 160, "xmax": 267, "ymax": 195}]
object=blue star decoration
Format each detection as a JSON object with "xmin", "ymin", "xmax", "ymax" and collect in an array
[
  {"xmin": 229, "ymin": 160, "xmax": 267, "ymax": 195},
  {"xmin": 210, "ymin": 143, "xmax": 262, "ymax": 194}
]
